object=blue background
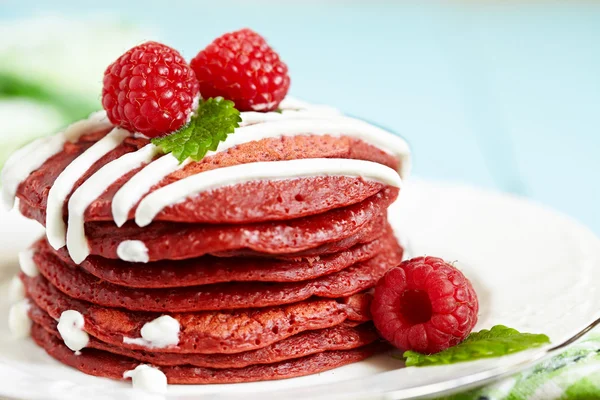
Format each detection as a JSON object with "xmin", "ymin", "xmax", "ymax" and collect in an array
[{"xmin": 3, "ymin": 0, "xmax": 600, "ymax": 233}]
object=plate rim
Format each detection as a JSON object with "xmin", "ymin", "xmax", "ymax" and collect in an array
[{"xmin": 0, "ymin": 180, "xmax": 599, "ymax": 400}]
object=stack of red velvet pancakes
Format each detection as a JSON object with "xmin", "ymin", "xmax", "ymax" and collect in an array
[{"xmin": 2, "ymin": 97, "xmax": 411, "ymax": 385}]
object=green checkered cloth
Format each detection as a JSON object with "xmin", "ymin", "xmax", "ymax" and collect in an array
[{"xmin": 436, "ymin": 333, "xmax": 600, "ymax": 400}]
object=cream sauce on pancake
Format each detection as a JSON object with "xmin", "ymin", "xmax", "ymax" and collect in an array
[
  {"xmin": 116, "ymin": 240, "xmax": 149, "ymax": 263},
  {"xmin": 1, "ymin": 99, "xmax": 410, "ymax": 263},
  {"xmin": 0, "ymin": 111, "xmax": 112, "ymax": 209},
  {"xmin": 19, "ymin": 249, "xmax": 38, "ymax": 277},
  {"xmin": 67, "ymin": 144, "xmax": 159, "ymax": 263},
  {"xmin": 8, "ymin": 299, "xmax": 31, "ymax": 338},
  {"xmin": 123, "ymin": 315, "xmax": 180, "ymax": 348},
  {"xmin": 46, "ymin": 127, "xmax": 129, "ymax": 250},
  {"xmin": 57, "ymin": 310, "xmax": 89, "ymax": 352}
]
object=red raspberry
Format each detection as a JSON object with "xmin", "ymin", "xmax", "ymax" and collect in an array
[
  {"xmin": 190, "ymin": 28, "xmax": 290, "ymax": 112},
  {"xmin": 102, "ymin": 41, "xmax": 200, "ymax": 137},
  {"xmin": 371, "ymin": 257, "xmax": 478, "ymax": 354}
]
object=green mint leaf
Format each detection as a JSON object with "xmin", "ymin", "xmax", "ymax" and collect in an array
[
  {"xmin": 151, "ymin": 97, "xmax": 241, "ymax": 162},
  {"xmin": 403, "ymin": 325, "xmax": 550, "ymax": 367}
]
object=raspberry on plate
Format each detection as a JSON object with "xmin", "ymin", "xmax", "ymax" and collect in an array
[
  {"xmin": 190, "ymin": 28, "xmax": 290, "ymax": 112},
  {"xmin": 371, "ymin": 257, "xmax": 479, "ymax": 354},
  {"xmin": 102, "ymin": 41, "xmax": 200, "ymax": 137}
]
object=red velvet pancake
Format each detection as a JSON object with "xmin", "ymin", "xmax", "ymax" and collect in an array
[
  {"xmin": 16, "ymin": 130, "xmax": 399, "ymax": 225},
  {"xmin": 341, "ymin": 292, "xmax": 374, "ymax": 322},
  {"xmin": 29, "ymin": 303, "xmax": 378, "ymax": 369},
  {"xmin": 32, "ymin": 323, "xmax": 387, "ymax": 384},
  {"xmin": 23, "ymin": 274, "xmax": 372, "ymax": 354},
  {"xmin": 33, "ymin": 236, "xmax": 403, "ymax": 312},
  {"xmin": 212, "ymin": 212, "xmax": 388, "ymax": 259},
  {"xmin": 46, "ymin": 230, "xmax": 392, "ymax": 288},
  {"xmin": 210, "ymin": 214, "xmax": 387, "ymax": 259},
  {"xmin": 79, "ymin": 187, "xmax": 397, "ymax": 261}
]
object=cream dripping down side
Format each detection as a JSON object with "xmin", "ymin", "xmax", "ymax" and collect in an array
[
  {"xmin": 0, "ymin": 111, "xmax": 112, "ymax": 210},
  {"xmin": 46, "ymin": 127, "xmax": 129, "ymax": 250},
  {"xmin": 123, "ymin": 364, "xmax": 168, "ymax": 394},
  {"xmin": 67, "ymin": 144, "xmax": 160, "ymax": 263},
  {"xmin": 0, "ymin": 99, "xmax": 411, "ymax": 264},
  {"xmin": 123, "ymin": 315, "xmax": 180, "ymax": 348},
  {"xmin": 111, "ymin": 111, "xmax": 410, "ymax": 228}
]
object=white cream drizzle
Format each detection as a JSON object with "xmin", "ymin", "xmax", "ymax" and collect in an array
[
  {"xmin": 61, "ymin": 110, "xmax": 112, "ymax": 142},
  {"xmin": 135, "ymin": 159, "xmax": 401, "ymax": 227},
  {"xmin": 0, "ymin": 111, "xmax": 111, "ymax": 210},
  {"xmin": 116, "ymin": 240, "xmax": 149, "ymax": 263},
  {"xmin": 109, "ymin": 103, "xmax": 338, "ymax": 227},
  {"xmin": 112, "ymin": 155, "xmax": 189, "ymax": 227},
  {"xmin": 3, "ymin": 99, "xmax": 411, "ymax": 263},
  {"xmin": 57, "ymin": 310, "xmax": 90, "ymax": 352},
  {"xmin": 66, "ymin": 144, "xmax": 160, "ymax": 264},
  {"xmin": 123, "ymin": 315, "xmax": 180, "ymax": 348},
  {"xmin": 18, "ymin": 249, "xmax": 38, "ymax": 277},
  {"xmin": 226, "ymin": 116, "xmax": 411, "ymax": 176},
  {"xmin": 279, "ymin": 96, "xmax": 322, "ymax": 110},
  {"xmin": 8, "ymin": 276, "xmax": 25, "ymax": 304},
  {"xmin": 45, "ymin": 127, "xmax": 128, "ymax": 250},
  {"xmin": 8, "ymin": 299, "xmax": 31, "ymax": 338},
  {"xmin": 239, "ymin": 108, "xmax": 341, "ymax": 127},
  {"xmin": 123, "ymin": 364, "xmax": 168, "ymax": 394}
]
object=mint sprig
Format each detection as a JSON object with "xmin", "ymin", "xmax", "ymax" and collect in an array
[
  {"xmin": 403, "ymin": 325, "xmax": 550, "ymax": 367},
  {"xmin": 152, "ymin": 97, "xmax": 241, "ymax": 162}
]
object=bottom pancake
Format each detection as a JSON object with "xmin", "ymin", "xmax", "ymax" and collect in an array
[
  {"xmin": 31, "ymin": 323, "xmax": 387, "ymax": 384},
  {"xmin": 29, "ymin": 302, "xmax": 378, "ymax": 368}
]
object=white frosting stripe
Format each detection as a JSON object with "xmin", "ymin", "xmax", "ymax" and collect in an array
[
  {"xmin": 226, "ymin": 117, "xmax": 411, "ymax": 177},
  {"xmin": 46, "ymin": 127, "xmax": 128, "ymax": 250},
  {"xmin": 18, "ymin": 249, "xmax": 38, "ymax": 277},
  {"xmin": 135, "ymin": 158, "xmax": 401, "ymax": 227},
  {"xmin": 112, "ymin": 155, "xmax": 188, "ymax": 227},
  {"xmin": 124, "ymin": 365, "xmax": 168, "ymax": 394},
  {"xmin": 117, "ymin": 240, "xmax": 149, "ymax": 263},
  {"xmin": 1, "ymin": 136, "xmax": 64, "ymax": 210},
  {"xmin": 67, "ymin": 144, "xmax": 160, "ymax": 264},
  {"xmin": 3, "ymin": 100, "xmax": 412, "ymax": 264},
  {"xmin": 8, "ymin": 276, "xmax": 26, "ymax": 304},
  {"xmin": 8, "ymin": 299, "xmax": 31, "ymax": 338},
  {"xmin": 1, "ymin": 111, "xmax": 111, "ymax": 210},
  {"xmin": 239, "ymin": 107, "xmax": 341, "ymax": 126},
  {"xmin": 110, "ymin": 105, "xmax": 338, "ymax": 226},
  {"xmin": 123, "ymin": 315, "xmax": 180, "ymax": 348},
  {"xmin": 57, "ymin": 310, "xmax": 89, "ymax": 352},
  {"xmin": 279, "ymin": 96, "xmax": 324, "ymax": 110},
  {"xmin": 61, "ymin": 110, "xmax": 112, "ymax": 142},
  {"xmin": 113, "ymin": 113, "xmax": 409, "ymax": 228}
]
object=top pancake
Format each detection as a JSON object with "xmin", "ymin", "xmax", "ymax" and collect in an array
[{"xmin": 16, "ymin": 129, "xmax": 400, "ymax": 225}]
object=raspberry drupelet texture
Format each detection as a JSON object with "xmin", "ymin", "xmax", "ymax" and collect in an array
[
  {"xmin": 371, "ymin": 257, "xmax": 479, "ymax": 354},
  {"xmin": 190, "ymin": 28, "xmax": 290, "ymax": 112},
  {"xmin": 102, "ymin": 41, "xmax": 200, "ymax": 137}
]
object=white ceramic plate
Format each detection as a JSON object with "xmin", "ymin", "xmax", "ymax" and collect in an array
[{"xmin": 0, "ymin": 180, "xmax": 599, "ymax": 400}]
